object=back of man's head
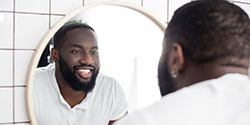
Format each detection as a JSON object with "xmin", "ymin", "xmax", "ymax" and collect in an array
[
  {"xmin": 165, "ymin": 0, "xmax": 250, "ymax": 64},
  {"xmin": 158, "ymin": 0, "xmax": 250, "ymax": 96}
]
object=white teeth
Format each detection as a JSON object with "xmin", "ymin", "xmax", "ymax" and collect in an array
[
  {"xmin": 77, "ymin": 69, "xmax": 92, "ymax": 78},
  {"xmin": 78, "ymin": 69, "xmax": 91, "ymax": 73}
]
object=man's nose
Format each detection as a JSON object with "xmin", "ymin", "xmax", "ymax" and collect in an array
[{"xmin": 79, "ymin": 54, "xmax": 94, "ymax": 64}]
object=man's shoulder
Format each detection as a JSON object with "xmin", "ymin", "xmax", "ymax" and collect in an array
[
  {"xmin": 34, "ymin": 63, "xmax": 55, "ymax": 85},
  {"xmin": 116, "ymin": 87, "xmax": 217, "ymax": 125},
  {"xmin": 95, "ymin": 73, "xmax": 124, "ymax": 95},
  {"xmin": 35, "ymin": 63, "xmax": 54, "ymax": 74},
  {"xmin": 36, "ymin": 63, "xmax": 54, "ymax": 71},
  {"xmin": 117, "ymin": 73, "xmax": 250, "ymax": 125},
  {"xmin": 96, "ymin": 73, "xmax": 119, "ymax": 85}
]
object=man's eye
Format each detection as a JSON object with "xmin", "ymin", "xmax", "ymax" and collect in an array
[
  {"xmin": 71, "ymin": 50, "xmax": 81, "ymax": 54},
  {"xmin": 91, "ymin": 49, "xmax": 99, "ymax": 55}
]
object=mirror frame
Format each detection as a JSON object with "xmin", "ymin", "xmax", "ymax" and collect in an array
[{"xmin": 25, "ymin": 1, "xmax": 166, "ymax": 124}]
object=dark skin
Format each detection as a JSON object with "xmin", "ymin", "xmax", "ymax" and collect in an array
[
  {"xmin": 162, "ymin": 42, "xmax": 249, "ymax": 90},
  {"xmin": 51, "ymin": 28, "xmax": 99, "ymax": 107},
  {"xmin": 51, "ymin": 28, "xmax": 117, "ymax": 125}
]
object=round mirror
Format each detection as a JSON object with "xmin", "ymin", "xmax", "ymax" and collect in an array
[{"xmin": 26, "ymin": 2, "xmax": 165, "ymax": 125}]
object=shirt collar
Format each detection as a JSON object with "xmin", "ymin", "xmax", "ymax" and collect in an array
[
  {"xmin": 57, "ymin": 91, "xmax": 93, "ymax": 110},
  {"xmin": 49, "ymin": 63, "xmax": 94, "ymax": 110}
]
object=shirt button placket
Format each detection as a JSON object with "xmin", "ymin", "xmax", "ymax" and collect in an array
[{"xmin": 69, "ymin": 110, "xmax": 75, "ymax": 125}]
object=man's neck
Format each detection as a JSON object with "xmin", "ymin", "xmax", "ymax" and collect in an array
[
  {"xmin": 59, "ymin": 83, "xmax": 87, "ymax": 108},
  {"xmin": 176, "ymin": 60, "xmax": 249, "ymax": 89}
]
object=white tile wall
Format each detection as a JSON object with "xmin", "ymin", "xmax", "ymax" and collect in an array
[
  {"xmin": 84, "ymin": 0, "xmax": 112, "ymax": 5},
  {"xmin": 15, "ymin": 123, "xmax": 31, "ymax": 125},
  {"xmin": 51, "ymin": 0, "xmax": 83, "ymax": 14},
  {"xmin": 14, "ymin": 50, "xmax": 34, "ymax": 86},
  {"xmin": 15, "ymin": 0, "xmax": 49, "ymax": 13},
  {"xmin": 0, "ymin": 0, "xmax": 13, "ymax": 11},
  {"xmin": 0, "ymin": 12, "xmax": 13, "ymax": 49},
  {"xmin": 0, "ymin": 50, "xmax": 13, "ymax": 86},
  {"xmin": 50, "ymin": 15, "xmax": 64, "ymax": 28},
  {"xmin": 1, "ymin": 0, "xmax": 250, "ymax": 124},
  {"xmin": 0, "ymin": 88, "xmax": 13, "ymax": 123},
  {"xmin": 168, "ymin": 0, "xmax": 191, "ymax": 22},
  {"xmin": 15, "ymin": 13, "xmax": 49, "ymax": 49},
  {"xmin": 143, "ymin": 0, "xmax": 168, "ymax": 23},
  {"xmin": 15, "ymin": 87, "xmax": 29, "ymax": 122},
  {"xmin": 118, "ymin": 0, "xmax": 141, "ymax": 6}
]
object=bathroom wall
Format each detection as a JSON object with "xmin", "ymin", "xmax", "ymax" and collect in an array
[{"xmin": 0, "ymin": 0, "xmax": 249, "ymax": 124}]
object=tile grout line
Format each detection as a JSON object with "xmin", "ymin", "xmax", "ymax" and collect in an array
[
  {"xmin": 49, "ymin": 0, "xmax": 51, "ymax": 28},
  {"xmin": 0, "ymin": 86, "xmax": 26, "ymax": 88},
  {"xmin": 0, "ymin": 121, "xmax": 30, "ymax": 125},
  {"xmin": 167, "ymin": 0, "xmax": 169, "ymax": 22},
  {"xmin": 12, "ymin": 0, "xmax": 16, "ymax": 123},
  {"xmin": 0, "ymin": 10, "xmax": 65, "ymax": 16},
  {"xmin": 0, "ymin": 48, "xmax": 35, "ymax": 51}
]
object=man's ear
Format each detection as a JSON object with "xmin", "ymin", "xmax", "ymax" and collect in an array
[
  {"xmin": 167, "ymin": 43, "xmax": 185, "ymax": 74},
  {"xmin": 51, "ymin": 48, "xmax": 59, "ymax": 62}
]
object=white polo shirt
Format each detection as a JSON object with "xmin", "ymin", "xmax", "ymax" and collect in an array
[
  {"xmin": 34, "ymin": 64, "xmax": 127, "ymax": 125},
  {"xmin": 115, "ymin": 73, "xmax": 250, "ymax": 125}
]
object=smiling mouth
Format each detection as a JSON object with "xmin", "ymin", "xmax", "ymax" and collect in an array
[{"xmin": 75, "ymin": 66, "xmax": 94, "ymax": 79}]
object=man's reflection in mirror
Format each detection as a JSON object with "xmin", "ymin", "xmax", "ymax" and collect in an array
[{"xmin": 33, "ymin": 21, "xmax": 128, "ymax": 125}]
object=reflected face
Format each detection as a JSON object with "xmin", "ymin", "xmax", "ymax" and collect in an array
[
  {"xmin": 158, "ymin": 41, "xmax": 176, "ymax": 96},
  {"xmin": 58, "ymin": 28, "xmax": 100, "ymax": 92}
]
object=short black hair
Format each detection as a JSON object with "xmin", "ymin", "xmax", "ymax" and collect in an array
[
  {"xmin": 165, "ymin": 0, "xmax": 250, "ymax": 64},
  {"xmin": 53, "ymin": 20, "xmax": 95, "ymax": 50}
]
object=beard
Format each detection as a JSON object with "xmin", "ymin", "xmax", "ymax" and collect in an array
[
  {"xmin": 58, "ymin": 57, "xmax": 99, "ymax": 93},
  {"xmin": 158, "ymin": 58, "xmax": 176, "ymax": 96}
]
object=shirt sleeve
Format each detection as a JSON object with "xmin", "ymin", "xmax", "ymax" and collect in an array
[{"xmin": 110, "ymin": 79, "xmax": 128, "ymax": 121}]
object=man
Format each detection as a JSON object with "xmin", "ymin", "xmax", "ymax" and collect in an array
[
  {"xmin": 33, "ymin": 21, "xmax": 127, "ymax": 125},
  {"xmin": 115, "ymin": 0, "xmax": 250, "ymax": 125}
]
